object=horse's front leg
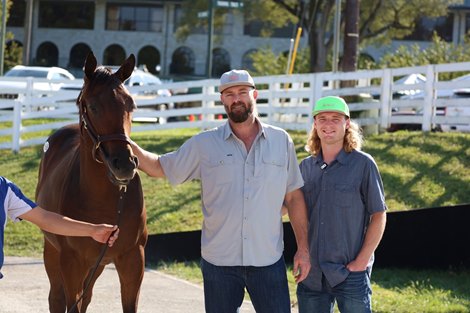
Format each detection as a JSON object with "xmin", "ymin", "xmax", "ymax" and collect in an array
[
  {"xmin": 114, "ymin": 246, "xmax": 145, "ymax": 313},
  {"xmin": 44, "ymin": 239, "xmax": 66, "ymax": 313},
  {"xmin": 79, "ymin": 265, "xmax": 106, "ymax": 312},
  {"xmin": 59, "ymin": 250, "xmax": 89, "ymax": 313}
]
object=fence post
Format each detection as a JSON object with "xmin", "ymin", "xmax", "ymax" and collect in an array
[
  {"xmin": 12, "ymin": 99, "xmax": 22, "ymax": 153},
  {"xmin": 422, "ymin": 65, "xmax": 436, "ymax": 132},
  {"xmin": 310, "ymin": 72, "xmax": 323, "ymax": 132},
  {"xmin": 380, "ymin": 69, "xmax": 392, "ymax": 130},
  {"xmin": 25, "ymin": 77, "xmax": 33, "ymax": 111},
  {"xmin": 201, "ymin": 84, "xmax": 216, "ymax": 129},
  {"xmin": 266, "ymin": 79, "xmax": 274, "ymax": 124}
]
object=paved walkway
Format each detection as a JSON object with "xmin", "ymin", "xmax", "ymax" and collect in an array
[{"xmin": 0, "ymin": 256, "xmax": 260, "ymax": 313}]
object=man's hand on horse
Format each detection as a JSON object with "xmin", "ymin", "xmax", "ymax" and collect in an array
[{"xmin": 92, "ymin": 225, "xmax": 119, "ymax": 247}]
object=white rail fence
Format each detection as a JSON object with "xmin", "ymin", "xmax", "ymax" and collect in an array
[{"xmin": 1, "ymin": 62, "xmax": 470, "ymax": 152}]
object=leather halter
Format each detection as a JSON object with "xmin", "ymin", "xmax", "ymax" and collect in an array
[{"xmin": 78, "ymin": 91, "xmax": 132, "ymax": 164}]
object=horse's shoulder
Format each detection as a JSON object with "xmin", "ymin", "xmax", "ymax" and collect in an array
[{"xmin": 45, "ymin": 123, "xmax": 79, "ymax": 150}]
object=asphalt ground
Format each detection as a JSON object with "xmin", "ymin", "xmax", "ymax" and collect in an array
[{"xmin": 0, "ymin": 256, "xmax": 260, "ymax": 313}]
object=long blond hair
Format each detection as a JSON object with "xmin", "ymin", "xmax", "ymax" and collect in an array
[{"xmin": 305, "ymin": 119, "xmax": 364, "ymax": 156}]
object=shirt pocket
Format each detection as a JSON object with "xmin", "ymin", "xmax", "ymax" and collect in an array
[
  {"xmin": 202, "ymin": 155, "xmax": 235, "ymax": 188},
  {"xmin": 257, "ymin": 154, "xmax": 287, "ymax": 181},
  {"xmin": 334, "ymin": 183, "xmax": 355, "ymax": 208},
  {"xmin": 262, "ymin": 155, "xmax": 286, "ymax": 167}
]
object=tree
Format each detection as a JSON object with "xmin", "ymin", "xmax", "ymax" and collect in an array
[
  {"xmin": 0, "ymin": 0, "xmax": 22, "ymax": 72},
  {"xmin": 341, "ymin": 0, "xmax": 360, "ymax": 73},
  {"xmin": 379, "ymin": 33, "xmax": 470, "ymax": 80},
  {"xmin": 264, "ymin": 0, "xmax": 459, "ymax": 72},
  {"xmin": 175, "ymin": 0, "xmax": 459, "ymax": 73}
]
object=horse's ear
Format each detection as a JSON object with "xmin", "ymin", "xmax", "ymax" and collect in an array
[
  {"xmin": 84, "ymin": 52, "xmax": 97, "ymax": 80},
  {"xmin": 114, "ymin": 54, "xmax": 135, "ymax": 83}
]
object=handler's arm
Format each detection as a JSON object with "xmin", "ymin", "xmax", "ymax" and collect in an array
[
  {"xmin": 347, "ymin": 211, "xmax": 386, "ymax": 271},
  {"xmin": 19, "ymin": 206, "xmax": 118, "ymax": 246},
  {"xmin": 284, "ymin": 188, "xmax": 311, "ymax": 283},
  {"xmin": 130, "ymin": 140, "xmax": 166, "ymax": 178}
]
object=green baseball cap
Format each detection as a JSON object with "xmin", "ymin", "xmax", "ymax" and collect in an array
[{"xmin": 313, "ymin": 96, "xmax": 350, "ymax": 117}]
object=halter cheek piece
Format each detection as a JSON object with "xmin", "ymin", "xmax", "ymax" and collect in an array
[{"xmin": 78, "ymin": 91, "xmax": 132, "ymax": 165}]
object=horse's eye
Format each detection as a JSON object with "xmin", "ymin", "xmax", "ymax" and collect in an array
[{"xmin": 88, "ymin": 103, "xmax": 98, "ymax": 114}]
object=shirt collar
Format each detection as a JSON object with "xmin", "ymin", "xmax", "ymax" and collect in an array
[
  {"xmin": 222, "ymin": 117, "xmax": 266, "ymax": 140},
  {"xmin": 314, "ymin": 148, "xmax": 351, "ymax": 165}
]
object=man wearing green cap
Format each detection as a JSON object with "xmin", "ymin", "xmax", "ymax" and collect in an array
[{"xmin": 296, "ymin": 96, "xmax": 387, "ymax": 313}]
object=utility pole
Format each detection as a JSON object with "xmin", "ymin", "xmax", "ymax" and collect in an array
[
  {"xmin": 332, "ymin": 0, "xmax": 341, "ymax": 73},
  {"xmin": 0, "ymin": 0, "xmax": 7, "ymax": 75},
  {"xmin": 206, "ymin": 0, "xmax": 214, "ymax": 78},
  {"xmin": 24, "ymin": 0, "xmax": 33, "ymax": 65}
]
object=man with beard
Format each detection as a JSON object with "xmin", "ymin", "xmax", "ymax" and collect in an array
[{"xmin": 131, "ymin": 69, "xmax": 310, "ymax": 313}]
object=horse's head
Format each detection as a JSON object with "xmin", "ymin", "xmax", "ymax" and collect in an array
[{"xmin": 78, "ymin": 52, "xmax": 139, "ymax": 187}]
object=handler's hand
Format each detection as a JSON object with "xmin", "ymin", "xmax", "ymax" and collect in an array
[
  {"xmin": 293, "ymin": 249, "xmax": 311, "ymax": 283},
  {"xmin": 91, "ymin": 225, "xmax": 119, "ymax": 247}
]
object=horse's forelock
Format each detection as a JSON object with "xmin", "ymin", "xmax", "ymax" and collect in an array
[{"xmin": 84, "ymin": 67, "xmax": 122, "ymax": 92}]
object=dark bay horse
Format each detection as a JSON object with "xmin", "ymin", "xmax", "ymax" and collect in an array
[{"xmin": 36, "ymin": 52, "xmax": 148, "ymax": 313}]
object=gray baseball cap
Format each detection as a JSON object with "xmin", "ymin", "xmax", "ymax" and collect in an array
[{"xmin": 219, "ymin": 69, "xmax": 255, "ymax": 93}]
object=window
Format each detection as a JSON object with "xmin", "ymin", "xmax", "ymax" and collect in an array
[
  {"xmin": 465, "ymin": 13, "xmax": 470, "ymax": 38},
  {"xmin": 173, "ymin": 4, "xmax": 205, "ymax": 34},
  {"xmin": 6, "ymin": 1, "xmax": 26, "ymax": 27},
  {"xmin": 402, "ymin": 15, "xmax": 453, "ymax": 42},
  {"xmin": 38, "ymin": 1, "xmax": 94, "ymax": 29},
  {"xmin": 106, "ymin": 4, "xmax": 164, "ymax": 32},
  {"xmin": 244, "ymin": 19, "xmax": 296, "ymax": 38}
]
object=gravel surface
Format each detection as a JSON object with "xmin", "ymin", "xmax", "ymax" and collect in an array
[{"xmin": 0, "ymin": 256, "xmax": 259, "ymax": 312}]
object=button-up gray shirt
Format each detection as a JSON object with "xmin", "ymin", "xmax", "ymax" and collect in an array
[
  {"xmin": 159, "ymin": 120, "xmax": 304, "ymax": 266},
  {"xmin": 299, "ymin": 149, "xmax": 387, "ymax": 290}
]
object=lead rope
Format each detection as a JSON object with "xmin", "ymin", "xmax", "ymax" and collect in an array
[{"xmin": 69, "ymin": 185, "xmax": 127, "ymax": 313}]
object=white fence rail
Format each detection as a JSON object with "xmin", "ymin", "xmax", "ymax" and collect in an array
[{"xmin": 1, "ymin": 62, "xmax": 470, "ymax": 152}]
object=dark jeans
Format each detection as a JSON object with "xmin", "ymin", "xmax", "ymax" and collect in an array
[
  {"xmin": 297, "ymin": 271, "xmax": 372, "ymax": 313},
  {"xmin": 201, "ymin": 256, "xmax": 291, "ymax": 313}
]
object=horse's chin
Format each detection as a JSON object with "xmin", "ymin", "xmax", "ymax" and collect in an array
[{"xmin": 107, "ymin": 170, "xmax": 136, "ymax": 187}]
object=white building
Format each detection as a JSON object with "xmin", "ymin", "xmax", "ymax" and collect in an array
[
  {"xmin": 4, "ymin": 0, "xmax": 469, "ymax": 78},
  {"xmin": 6, "ymin": 0, "xmax": 302, "ymax": 78}
]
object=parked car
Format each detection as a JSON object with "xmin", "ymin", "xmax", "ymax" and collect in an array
[{"xmin": 0, "ymin": 65, "xmax": 75, "ymax": 99}]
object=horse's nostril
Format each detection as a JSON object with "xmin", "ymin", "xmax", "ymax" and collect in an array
[
  {"xmin": 113, "ymin": 158, "xmax": 121, "ymax": 170},
  {"xmin": 133, "ymin": 156, "xmax": 139, "ymax": 168}
]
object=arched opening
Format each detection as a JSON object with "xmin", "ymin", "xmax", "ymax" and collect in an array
[
  {"xmin": 103, "ymin": 44, "xmax": 126, "ymax": 65},
  {"xmin": 169, "ymin": 46, "xmax": 195, "ymax": 76},
  {"xmin": 241, "ymin": 49, "xmax": 258, "ymax": 71},
  {"xmin": 35, "ymin": 42, "xmax": 58, "ymax": 66},
  {"xmin": 212, "ymin": 48, "xmax": 230, "ymax": 78},
  {"xmin": 137, "ymin": 46, "xmax": 161, "ymax": 75},
  {"xmin": 69, "ymin": 43, "xmax": 92, "ymax": 78}
]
